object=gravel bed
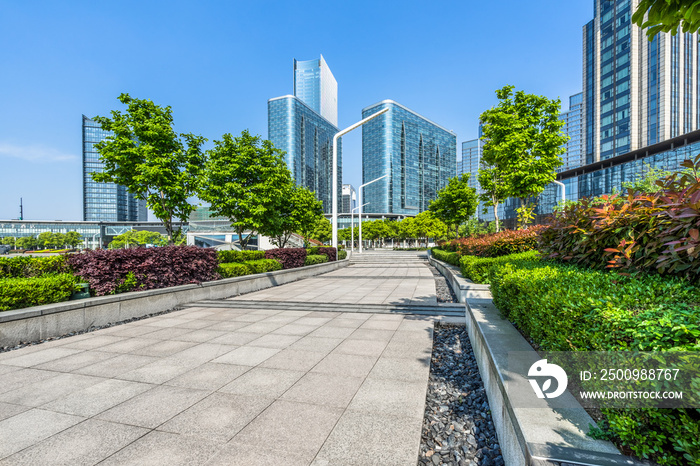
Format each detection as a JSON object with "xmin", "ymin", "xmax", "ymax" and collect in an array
[
  {"xmin": 419, "ymin": 324, "xmax": 504, "ymax": 466},
  {"xmin": 426, "ymin": 261, "xmax": 459, "ymax": 303},
  {"xmin": 0, "ymin": 306, "xmax": 183, "ymax": 353}
]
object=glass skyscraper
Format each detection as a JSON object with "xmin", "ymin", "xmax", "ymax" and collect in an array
[
  {"xmin": 583, "ymin": 0, "xmax": 700, "ymax": 164},
  {"xmin": 82, "ymin": 115, "xmax": 147, "ymax": 222},
  {"xmin": 460, "ymin": 138, "xmax": 482, "ymax": 192},
  {"xmin": 362, "ymin": 100, "xmax": 456, "ymax": 214},
  {"xmin": 342, "ymin": 184, "xmax": 356, "ymax": 214},
  {"xmin": 293, "ymin": 55, "xmax": 338, "ymax": 126},
  {"xmin": 268, "ymin": 96, "xmax": 342, "ymax": 214},
  {"xmin": 559, "ymin": 92, "xmax": 584, "ymax": 172}
]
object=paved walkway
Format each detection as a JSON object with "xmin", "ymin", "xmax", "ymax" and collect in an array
[{"xmin": 0, "ymin": 252, "xmax": 440, "ymax": 465}]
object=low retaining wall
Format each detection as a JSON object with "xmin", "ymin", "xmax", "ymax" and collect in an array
[
  {"xmin": 0, "ymin": 259, "xmax": 349, "ymax": 348},
  {"xmin": 429, "ymin": 255, "xmax": 642, "ymax": 466}
]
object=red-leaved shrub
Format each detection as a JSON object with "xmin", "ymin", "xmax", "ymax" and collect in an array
[
  {"xmin": 67, "ymin": 246, "xmax": 219, "ymax": 296},
  {"xmin": 264, "ymin": 248, "xmax": 307, "ymax": 269},
  {"xmin": 442, "ymin": 226, "xmax": 545, "ymax": 258},
  {"xmin": 317, "ymin": 247, "xmax": 337, "ymax": 262}
]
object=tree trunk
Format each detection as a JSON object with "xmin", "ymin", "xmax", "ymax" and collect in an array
[{"xmin": 494, "ymin": 202, "xmax": 500, "ymax": 232}]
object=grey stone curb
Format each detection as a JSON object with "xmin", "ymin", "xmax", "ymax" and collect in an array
[
  {"xmin": 429, "ymin": 255, "xmax": 646, "ymax": 466},
  {"xmin": 0, "ymin": 259, "xmax": 349, "ymax": 348}
]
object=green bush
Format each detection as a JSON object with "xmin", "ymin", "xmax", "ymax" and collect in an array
[
  {"xmin": 0, "ymin": 274, "xmax": 79, "ymax": 311},
  {"xmin": 431, "ymin": 248, "xmax": 460, "ymax": 266},
  {"xmin": 217, "ymin": 259, "xmax": 282, "ymax": 278},
  {"xmin": 459, "ymin": 250, "xmax": 539, "ymax": 284},
  {"xmin": 488, "ymin": 259, "xmax": 700, "ymax": 463},
  {"xmin": 304, "ymin": 254, "xmax": 328, "ymax": 266},
  {"xmin": 306, "ymin": 247, "xmax": 320, "ymax": 256},
  {"xmin": 217, "ymin": 250, "xmax": 265, "ymax": 263},
  {"xmin": 0, "ymin": 255, "xmax": 68, "ymax": 279},
  {"xmin": 338, "ymin": 249, "xmax": 347, "ymax": 260}
]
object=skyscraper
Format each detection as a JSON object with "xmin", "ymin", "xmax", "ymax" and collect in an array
[
  {"xmin": 460, "ymin": 137, "xmax": 483, "ymax": 193},
  {"xmin": 362, "ymin": 100, "xmax": 456, "ymax": 214},
  {"xmin": 293, "ymin": 55, "xmax": 338, "ymax": 126},
  {"xmin": 559, "ymin": 92, "xmax": 584, "ymax": 172},
  {"xmin": 342, "ymin": 184, "xmax": 357, "ymax": 213},
  {"xmin": 82, "ymin": 115, "xmax": 147, "ymax": 222},
  {"xmin": 583, "ymin": 0, "xmax": 700, "ymax": 164}
]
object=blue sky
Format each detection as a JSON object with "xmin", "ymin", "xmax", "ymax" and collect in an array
[{"xmin": 0, "ymin": 0, "xmax": 592, "ymax": 221}]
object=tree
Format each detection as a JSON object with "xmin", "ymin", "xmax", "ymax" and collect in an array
[
  {"xmin": 428, "ymin": 174, "xmax": 478, "ymax": 238},
  {"xmin": 479, "ymin": 85, "xmax": 567, "ymax": 227},
  {"xmin": 272, "ymin": 185, "xmax": 323, "ymax": 248},
  {"xmin": 93, "ymin": 93, "xmax": 206, "ymax": 244},
  {"xmin": 413, "ymin": 211, "xmax": 449, "ymax": 245},
  {"xmin": 477, "ymin": 162, "xmax": 509, "ymax": 232},
  {"xmin": 16, "ymin": 236, "xmax": 36, "ymax": 250},
  {"xmin": 64, "ymin": 231, "xmax": 83, "ymax": 248},
  {"xmin": 37, "ymin": 232, "xmax": 55, "ymax": 249},
  {"xmin": 109, "ymin": 230, "xmax": 167, "ymax": 249},
  {"xmin": 633, "ymin": 0, "xmax": 700, "ymax": 41},
  {"xmin": 311, "ymin": 216, "xmax": 332, "ymax": 244},
  {"xmin": 1, "ymin": 237, "xmax": 16, "ymax": 248},
  {"xmin": 199, "ymin": 130, "xmax": 292, "ymax": 249}
]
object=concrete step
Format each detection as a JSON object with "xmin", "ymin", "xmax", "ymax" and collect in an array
[{"xmin": 184, "ymin": 299, "xmax": 465, "ymax": 317}]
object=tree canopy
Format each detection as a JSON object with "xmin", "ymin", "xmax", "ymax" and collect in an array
[
  {"xmin": 633, "ymin": 0, "xmax": 700, "ymax": 40},
  {"xmin": 477, "ymin": 162, "xmax": 509, "ymax": 232},
  {"xmin": 93, "ymin": 93, "xmax": 206, "ymax": 243},
  {"xmin": 198, "ymin": 130, "xmax": 292, "ymax": 249},
  {"xmin": 272, "ymin": 184, "xmax": 323, "ymax": 248},
  {"xmin": 108, "ymin": 230, "xmax": 168, "ymax": 249},
  {"xmin": 428, "ymin": 174, "xmax": 478, "ymax": 238}
]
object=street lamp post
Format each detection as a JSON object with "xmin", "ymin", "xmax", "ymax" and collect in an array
[
  {"xmin": 552, "ymin": 179, "xmax": 566, "ymax": 204},
  {"xmin": 359, "ymin": 174, "xmax": 388, "ymax": 254},
  {"xmin": 332, "ymin": 107, "xmax": 389, "ymax": 249},
  {"xmin": 351, "ymin": 202, "xmax": 369, "ymax": 253}
]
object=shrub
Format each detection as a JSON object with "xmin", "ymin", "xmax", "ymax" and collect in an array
[
  {"xmin": 430, "ymin": 248, "xmax": 460, "ymax": 266},
  {"xmin": 317, "ymin": 246, "xmax": 337, "ymax": 262},
  {"xmin": 488, "ymin": 259, "xmax": 700, "ymax": 464},
  {"xmin": 0, "ymin": 255, "xmax": 68, "ymax": 279},
  {"xmin": 218, "ymin": 259, "xmax": 282, "ymax": 278},
  {"xmin": 217, "ymin": 250, "xmax": 265, "ymax": 263},
  {"xmin": 459, "ymin": 250, "xmax": 540, "ymax": 284},
  {"xmin": 338, "ymin": 249, "xmax": 347, "ymax": 260},
  {"xmin": 443, "ymin": 227, "xmax": 544, "ymax": 258},
  {"xmin": 264, "ymin": 248, "xmax": 307, "ymax": 269},
  {"xmin": 539, "ymin": 155, "xmax": 700, "ymax": 279},
  {"xmin": 67, "ymin": 246, "xmax": 219, "ymax": 296},
  {"xmin": 305, "ymin": 254, "xmax": 328, "ymax": 266},
  {"xmin": 306, "ymin": 247, "xmax": 320, "ymax": 255},
  {"xmin": 0, "ymin": 274, "xmax": 79, "ymax": 311}
]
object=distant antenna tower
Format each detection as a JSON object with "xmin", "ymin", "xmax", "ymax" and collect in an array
[{"xmin": 19, "ymin": 198, "xmax": 23, "ymax": 221}]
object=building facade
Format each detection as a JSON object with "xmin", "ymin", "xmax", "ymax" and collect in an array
[
  {"xmin": 82, "ymin": 116, "xmax": 147, "ymax": 222},
  {"xmin": 460, "ymin": 138, "xmax": 482, "ymax": 192},
  {"xmin": 560, "ymin": 92, "xmax": 585, "ymax": 171},
  {"xmin": 268, "ymin": 96, "xmax": 342, "ymax": 214},
  {"xmin": 342, "ymin": 184, "xmax": 357, "ymax": 213},
  {"xmin": 293, "ymin": 55, "xmax": 338, "ymax": 126},
  {"xmin": 361, "ymin": 100, "xmax": 457, "ymax": 215},
  {"xmin": 583, "ymin": 0, "xmax": 700, "ymax": 165}
]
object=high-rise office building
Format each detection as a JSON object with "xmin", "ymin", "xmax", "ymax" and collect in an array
[
  {"xmin": 560, "ymin": 92, "xmax": 584, "ymax": 172},
  {"xmin": 82, "ymin": 115, "xmax": 147, "ymax": 222},
  {"xmin": 342, "ymin": 184, "xmax": 357, "ymax": 214},
  {"xmin": 294, "ymin": 55, "xmax": 338, "ymax": 126},
  {"xmin": 460, "ymin": 138, "xmax": 483, "ymax": 192},
  {"xmin": 362, "ymin": 100, "xmax": 456, "ymax": 214},
  {"xmin": 583, "ymin": 0, "xmax": 700, "ymax": 164},
  {"xmin": 268, "ymin": 96, "xmax": 341, "ymax": 214}
]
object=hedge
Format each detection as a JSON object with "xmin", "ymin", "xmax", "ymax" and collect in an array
[
  {"xmin": 264, "ymin": 248, "xmax": 307, "ymax": 269},
  {"xmin": 304, "ymin": 254, "xmax": 328, "ymax": 266},
  {"xmin": 218, "ymin": 259, "xmax": 282, "ymax": 278},
  {"xmin": 442, "ymin": 227, "xmax": 544, "ymax": 258},
  {"xmin": 0, "ymin": 274, "xmax": 79, "ymax": 311},
  {"xmin": 317, "ymin": 247, "xmax": 337, "ymax": 262},
  {"xmin": 488, "ymin": 259, "xmax": 700, "ymax": 464},
  {"xmin": 0, "ymin": 255, "xmax": 68, "ymax": 279},
  {"xmin": 67, "ymin": 246, "xmax": 219, "ymax": 296},
  {"xmin": 218, "ymin": 250, "xmax": 265, "ymax": 263},
  {"xmin": 430, "ymin": 248, "xmax": 460, "ymax": 266},
  {"xmin": 338, "ymin": 249, "xmax": 347, "ymax": 260},
  {"xmin": 459, "ymin": 250, "xmax": 539, "ymax": 284}
]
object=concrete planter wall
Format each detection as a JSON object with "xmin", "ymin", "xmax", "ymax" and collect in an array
[{"xmin": 0, "ymin": 259, "xmax": 349, "ymax": 348}]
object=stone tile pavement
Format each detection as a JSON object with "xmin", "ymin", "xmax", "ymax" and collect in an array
[{"xmin": 0, "ymin": 258, "xmax": 442, "ymax": 465}]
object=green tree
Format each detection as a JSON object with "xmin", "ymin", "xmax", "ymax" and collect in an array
[
  {"xmin": 428, "ymin": 174, "xmax": 478, "ymax": 238},
  {"xmin": 633, "ymin": 0, "xmax": 700, "ymax": 40},
  {"xmin": 477, "ymin": 161, "xmax": 509, "ymax": 232},
  {"xmin": 64, "ymin": 231, "xmax": 83, "ymax": 248},
  {"xmin": 311, "ymin": 216, "xmax": 332, "ymax": 244},
  {"xmin": 479, "ymin": 85, "xmax": 567, "ymax": 227},
  {"xmin": 16, "ymin": 236, "xmax": 36, "ymax": 250},
  {"xmin": 1, "ymin": 236, "xmax": 16, "ymax": 248},
  {"xmin": 37, "ymin": 232, "xmax": 54, "ymax": 249},
  {"xmin": 199, "ymin": 130, "xmax": 292, "ymax": 249},
  {"xmin": 93, "ymin": 93, "xmax": 206, "ymax": 244},
  {"xmin": 272, "ymin": 185, "xmax": 323, "ymax": 248},
  {"xmin": 109, "ymin": 230, "xmax": 167, "ymax": 249},
  {"xmin": 414, "ymin": 211, "xmax": 449, "ymax": 245}
]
